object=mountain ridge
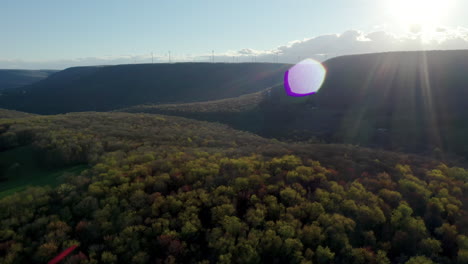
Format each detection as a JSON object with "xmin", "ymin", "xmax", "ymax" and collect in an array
[{"xmin": 0, "ymin": 63, "xmax": 289, "ymax": 114}]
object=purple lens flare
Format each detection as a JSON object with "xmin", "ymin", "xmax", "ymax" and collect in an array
[{"xmin": 284, "ymin": 59, "xmax": 327, "ymax": 97}]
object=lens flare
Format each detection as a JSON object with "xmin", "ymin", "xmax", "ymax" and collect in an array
[{"xmin": 284, "ymin": 59, "xmax": 326, "ymax": 97}]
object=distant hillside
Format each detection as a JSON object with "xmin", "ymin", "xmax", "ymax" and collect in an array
[
  {"xmin": 0, "ymin": 69, "xmax": 57, "ymax": 90},
  {"xmin": 122, "ymin": 50, "xmax": 468, "ymax": 159},
  {"xmin": 0, "ymin": 63, "xmax": 289, "ymax": 114}
]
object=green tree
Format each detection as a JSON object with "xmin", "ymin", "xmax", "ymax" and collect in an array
[
  {"xmin": 102, "ymin": 251, "xmax": 118, "ymax": 263},
  {"xmin": 405, "ymin": 256, "xmax": 435, "ymax": 264},
  {"xmin": 316, "ymin": 245, "xmax": 334, "ymax": 264}
]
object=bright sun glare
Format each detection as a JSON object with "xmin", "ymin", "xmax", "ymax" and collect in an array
[{"xmin": 387, "ymin": 0, "xmax": 453, "ymax": 33}]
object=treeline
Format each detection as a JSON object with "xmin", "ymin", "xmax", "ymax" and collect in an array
[
  {"xmin": 0, "ymin": 112, "xmax": 467, "ymax": 263},
  {"xmin": 120, "ymin": 89, "xmax": 266, "ymax": 114},
  {"xmin": 0, "ymin": 108, "xmax": 37, "ymax": 119}
]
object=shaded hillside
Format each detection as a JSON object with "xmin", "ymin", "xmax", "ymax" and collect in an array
[
  {"xmin": 0, "ymin": 112, "xmax": 467, "ymax": 263},
  {"xmin": 122, "ymin": 51, "xmax": 468, "ymax": 158},
  {"xmin": 0, "ymin": 63, "xmax": 289, "ymax": 114},
  {"xmin": 278, "ymin": 50, "xmax": 468, "ymax": 157},
  {"xmin": 0, "ymin": 69, "xmax": 57, "ymax": 90}
]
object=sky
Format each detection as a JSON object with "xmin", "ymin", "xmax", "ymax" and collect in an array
[{"xmin": 2, "ymin": 0, "xmax": 468, "ymax": 69}]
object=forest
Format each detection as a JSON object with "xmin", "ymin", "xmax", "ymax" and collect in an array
[{"xmin": 0, "ymin": 111, "xmax": 467, "ymax": 263}]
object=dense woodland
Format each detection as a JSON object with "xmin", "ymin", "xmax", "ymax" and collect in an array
[{"xmin": 0, "ymin": 112, "xmax": 467, "ymax": 263}]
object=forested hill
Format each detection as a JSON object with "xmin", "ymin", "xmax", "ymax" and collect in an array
[
  {"xmin": 122, "ymin": 50, "xmax": 468, "ymax": 159},
  {"xmin": 313, "ymin": 50, "xmax": 468, "ymax": 109},
  {"xmin": 0, "ymin": 69, "xmax": 57, "ymax": 90},
  {"xmin": 0, "ymin": 112, "xmax": 467, "ymax": 263},
  {"xmin": 267, "ymin": 50, "xmax": 468, "ymax": 157},
  {"xmin": 0, "ymin": 63, "xmax": 289, "ymax": 114}
]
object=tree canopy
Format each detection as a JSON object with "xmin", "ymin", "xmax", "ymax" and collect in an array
[{"xmin": 0, "ymin": 112, "xmax": 467, "ymax": 263}]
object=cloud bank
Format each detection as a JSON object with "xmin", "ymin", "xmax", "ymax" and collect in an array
[{"xmin": 2, "ymin": 27, "xmax": 468, "ymax": 69}]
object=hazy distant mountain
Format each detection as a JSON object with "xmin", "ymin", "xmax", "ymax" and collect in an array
[
  {"xmin": 0, "ymin": 63, "xmax": 289, "ymax": 114},
  {"xmin": 122, "ymin": 50, "xmax": 468, "ymax": 159},
  {"xmin": 0, "ymin": 70, "xmax": 57, "ymax": 90}
]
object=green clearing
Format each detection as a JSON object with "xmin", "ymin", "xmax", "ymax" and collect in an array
[{"xmin": 0, "ymin": 146, "xmax": 86, "ymax": 198}]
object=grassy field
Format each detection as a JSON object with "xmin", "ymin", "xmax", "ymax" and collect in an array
[{"xmin": 0, "ymin": 146, "xmax": 86, "ymax": 198}]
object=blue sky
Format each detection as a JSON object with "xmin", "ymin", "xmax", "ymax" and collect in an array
[{"xmin": 2, "ymin": 0, "xmax": 468, "ymax": 69}]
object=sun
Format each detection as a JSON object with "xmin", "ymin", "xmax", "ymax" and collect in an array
[{"xmin": 387, "ymin": 0, "xmax": 453, "ymax": 32}]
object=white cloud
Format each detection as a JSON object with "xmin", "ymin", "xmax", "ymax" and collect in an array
[
  {"xmin": 244, "ymin": 27, "xmax": 468, "ymax": 63},
  {"xmin": 2, "ymin": 27, "xmax": 468, "ymax": 69}
]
